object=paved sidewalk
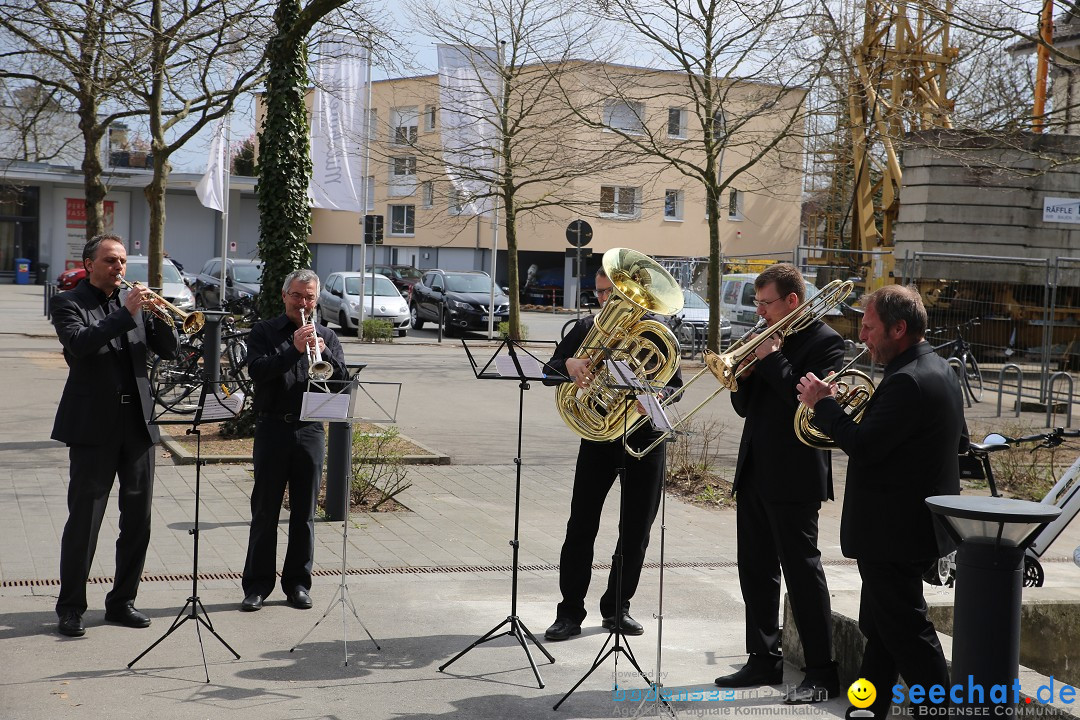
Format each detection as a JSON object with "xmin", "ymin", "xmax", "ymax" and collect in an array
[{"xmin": 2, "ymin": 281, "xmax": 1079, "ymax": 720}]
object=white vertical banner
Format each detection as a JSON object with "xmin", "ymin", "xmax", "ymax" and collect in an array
[
  {"xmin": 437, "ymin": 44, "xmax": 501, "ymax": 216},
  {"xmin": 195, "ymin": 117, "xmax": 227, "ymax": 211},
  {"xmin": 310, "ymin": 35, "xmax": 369, "ymax": 212}
]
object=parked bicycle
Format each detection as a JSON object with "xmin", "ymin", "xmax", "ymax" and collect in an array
[
  {"xmin": 926, "ymin": 427, "xmax": 1080, "ymax": 587},
  {"xmin": 930, "ymin": 318, "xmax": 983, "ymax": 406},
  {"xmin": 150, "ymin": 316, "xmax": 252, "ymax": 414}
]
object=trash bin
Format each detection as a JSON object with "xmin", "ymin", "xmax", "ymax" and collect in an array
[
  {"xmin": 14, "ymin": 258, "xmax": 30, "ymax": 285},
  {"xmin": 36, "ymin": 263, "xmax": 49, "ymax": 285}
]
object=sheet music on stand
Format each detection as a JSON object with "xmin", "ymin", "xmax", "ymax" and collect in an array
[
  {"xmin": 200, "ymin": 389, "xmax": 246, "ymax": 421},
  {"xmin": 605, "ymin": 359, "xmax": 649, "ymax": 392},
  {"xmin": 495, "ymin": 354, "xmax": 545, "ymax": 379},
  {"xmin": 636, "ymin": 392, "xmax": 673, "ymax": 433},
  {"xmin": 300, "ymin": 377, "xmax": 402, "ymax": 425}
]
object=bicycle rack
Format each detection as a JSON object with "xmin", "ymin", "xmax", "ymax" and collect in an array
[
  {"xmin": 948, "ymin": 357, "xmax": 972, "ymax": 408},
  {"xmin": 1047, "ymin": 372, "xmax": 1075, "ymax": 428},
  {"xmin": 996, "ymin": 363, "xmax": 1023, "ymax": 418}
]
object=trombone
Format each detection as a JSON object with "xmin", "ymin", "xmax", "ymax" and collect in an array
[
  {"xmin": 623, "ymin": 279, "xmax": 855, "ymax": 458},
  {"xmin": 118, "ymin": 275, "xmax": 205, "ymax": 334}
]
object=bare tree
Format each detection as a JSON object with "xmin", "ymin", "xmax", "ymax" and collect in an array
[
  {"xmin": 121, "ymin": 0, "xmax": 272, "ymax": 287},
  {"xmin": 0, "ymin": 0, "xmax": 148, "ymax": 238},
  {"xmin": 406, "ymin": 0, "xmax": 632, "ymax": 339},
  {"xmin": 577, "ymin": 0, "xmax": 830, "ymax": 350},
  {"xmin": 0, "ymin": 77, "xmax": 80, "ymax": 164}
]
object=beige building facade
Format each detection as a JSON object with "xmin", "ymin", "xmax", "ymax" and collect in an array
[{"xmin": 299, "ymin": 61, "xmax": 805, "ymax": 305}]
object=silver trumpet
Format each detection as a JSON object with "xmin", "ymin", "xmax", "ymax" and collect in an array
[{"xmin": 300, "ymin": 308, "xmax": 334, "ymax": 381}]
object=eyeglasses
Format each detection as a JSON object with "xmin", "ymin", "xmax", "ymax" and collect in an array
[
  {"xmin": 595, "ymin": 287, "xmax": 613, "ymax": 297},
  {"xmin": 286, "ymin": 292, "xmax": 317, "ymax": 304},
  {"xmin": 752, "ymin": 296, "xmax": 786, "ymax": 308}
]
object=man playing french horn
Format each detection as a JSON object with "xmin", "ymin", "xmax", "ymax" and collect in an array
[
  {"xmin": 50, "ymin": 234, "xmax": 180, "ymax": 637},
  {"xmin": 714, "ymin": 263, "xmax": 845, "ymax": 702},
  {"xmin": 543, "ymin": 263, "xmax": 683, "ymax": 642}
]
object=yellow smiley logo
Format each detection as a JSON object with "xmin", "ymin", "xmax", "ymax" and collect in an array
[{"xmin": 848, "ymin": 678, "xmax": 876, "ymax": 708}]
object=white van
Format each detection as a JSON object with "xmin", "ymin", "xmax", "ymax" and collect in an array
[{"xmin": 719, "ymin": 271, "xmax": 843, "ymax": 334}]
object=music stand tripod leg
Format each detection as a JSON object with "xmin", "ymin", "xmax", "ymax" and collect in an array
[{"xmin": 127, "ymin": 416, "xmax": 240, "ymax": 682}]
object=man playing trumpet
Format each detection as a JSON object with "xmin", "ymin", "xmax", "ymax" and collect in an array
[
  {"xmin": 241, "ymin": 269, "xmax": 347, "ymax": 612},
  {"xmin": 50, "ymin": 234, "xmax": 180, "ymax": 637}
]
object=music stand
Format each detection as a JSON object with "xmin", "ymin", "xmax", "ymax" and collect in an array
[
  {"xmin": 129, "ymin": 344, "xmax": 243, "ymax": 682},
  {"xmin": 289, "ymin": 372, "xmax": 402, "ymax": 665},
  {"xmin": 553, "ymin": 349, "xmax": 671, "ymax": 713},
  {"xmin": 438, "ymin": 338, "xmax": 561, "ymax": 688}
]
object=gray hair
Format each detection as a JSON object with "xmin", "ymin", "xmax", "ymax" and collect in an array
[{"xmin": 282, "ymin": 268, "xmax": 320, "ymax": 295}]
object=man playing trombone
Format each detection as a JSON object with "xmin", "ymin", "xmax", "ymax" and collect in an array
[
  {"xmin": 715, "ymin": 263, "xmax": 845, "ymax": 701},
  {"xmin": 50, "ymin": 234, "xmax": 180, "ymax": 637},
  {"xmin": 240, "ymin": 269, "xmax": 347, "ymax": 612}
]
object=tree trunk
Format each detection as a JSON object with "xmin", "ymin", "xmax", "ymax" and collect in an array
[
  {"xmin": 706, "ymin": 181, "xmax": 722, "ymax": 353},
  {"xmin": 76, "ymin": 100, "xmax": 107, "ymax": 241},
  {"xmin": 143, "ymin": 154, "xmax": 169, "ymax": 289}
]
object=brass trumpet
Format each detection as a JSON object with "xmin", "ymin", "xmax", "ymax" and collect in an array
[
  {"xmin": 118, "ymin": 274, "xmax": 205, "ymax": 334},
  {"xmin": 300, "ymin": 308, "xmax": 334, "ymax": 381}
]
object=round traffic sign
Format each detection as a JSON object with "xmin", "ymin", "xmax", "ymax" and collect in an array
[{"xmin": 566, "ymin": 219, "xmax": 593, "ymax": 247}]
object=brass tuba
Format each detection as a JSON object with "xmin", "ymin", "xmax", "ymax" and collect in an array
[
  {"xmin": 623, "ymin": 278, "xmax": 856, "ymax": 458},
  {"xmin": 555, "ymin": 248, "xmax": 684, "ymax": 442},
  {"xmin": 793, "ymin": 348, "xmax": 875, "ymax": 448}
]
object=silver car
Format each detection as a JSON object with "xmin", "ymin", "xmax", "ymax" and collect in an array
[
  {"xmin": 124, "ymin": 255, "xmax": 196, "ymax": 313},
  {"xmin": 320, "ymin": 271, "xmax": 410, "ymax": 337}
]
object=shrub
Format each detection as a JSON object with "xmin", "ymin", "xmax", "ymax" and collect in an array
[
  {"xmin": 361, "ymin": 318, "xmax": 394, "ymax": 341},
  {"xmin": 498, "ymin": 321, "xmax": 527, "ymax": 340},
  {"xmin": 349, "ymin": 426, "xmax": 411, "ymax": 511}
]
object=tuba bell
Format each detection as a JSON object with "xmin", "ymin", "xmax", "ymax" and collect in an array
[{"xmin": 555, "ymin": 248, "xmax": 684, "ymax": 442}]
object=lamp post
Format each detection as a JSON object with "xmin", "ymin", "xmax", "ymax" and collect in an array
[{"xmin": 927, "ymin": 495, "xmax": 1060, "ymax": 711}]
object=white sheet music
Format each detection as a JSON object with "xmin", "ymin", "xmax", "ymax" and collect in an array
[
  {"xmin": 605, "ymin": 359, "xmax": 648, "ymax": 391},
  {"xmin": 201, "ymin": 389, "xmax": 245, "ymax": 420},
  {"xmin": 301, "ymin": 391, "xmax": 351, "ymax": 421},
  {"xmin": 636, "ymin": 393, "xmax": 673, "ymax": 432},
  {"xmin": 496, "ymin": 354, "xmax": 544, "ymax": 378}
]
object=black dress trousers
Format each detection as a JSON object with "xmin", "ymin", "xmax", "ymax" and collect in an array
[
  {"xmin": 556, "ymin": 437, "xmax": 665, "ymax": 624},
  {"xmin": 242, "ymin": 418, "xmax": 325, "ymax": 597}
]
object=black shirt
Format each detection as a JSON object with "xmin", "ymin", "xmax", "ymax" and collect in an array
[{"xmin": 245, "ymin": 313, "xmax": 349, "ymax": 415}]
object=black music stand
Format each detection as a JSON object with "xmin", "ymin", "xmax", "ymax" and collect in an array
[
  {"xmin": 129, "ymin": 330, "xmax": 242, "ymax": 681},
  {"xmin": 290, "ymin": 371, "xmax": 401, "ymax": 665},
  {"xmin": 553, "ymin": 354, "xmax": 670, "ymax": 713},
  {"xmin": 439, "ymin": 338, "xmax": 562, "ymax": 688}
]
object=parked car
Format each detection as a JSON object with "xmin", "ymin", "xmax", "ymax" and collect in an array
[
  {"xmin": 319, "ymin": 271, "xmax": 409, "ymax": 337},
  {"xmin": 192, "ymin": 257, "xmax": 262, "ymax": 308},
  {"xmin": 371, "ymin": 264, "xmax": 423, "ymax": 297},
  {"xmin": 720, "ymin": 271, "xmax": 845, "ymax": 334},
  {"xmin": 410, "ymin": 269, "xmax": 510, "ymax": 336},
  {"xmin": 671, "ymin": 289, "xmax": 731, "ymax": 347},
  {"xmin": 55, "ymin": 257, "xmax": 194, "ymax": 316}
]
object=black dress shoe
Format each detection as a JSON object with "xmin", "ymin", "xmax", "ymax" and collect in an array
[
  {"xmin": 784, "ymin": 675, "xmax": 841, "ymax": 704},
  {"xmin": 601, "ymin": 613, "xmax": 644, "ymax": 636},
  {"xmin": 714, "ymin": 658, "xmax": 783, "ymax": 687},
  {"xmin": 287, "ymin": 587, "xmax": 312, "ymax": 609},
  {"xmin": 241, "ymin": 593, "xmax": 264, "ymax": 612},
  {"xmin": 57, "ymin": 609, "xmax": 85, "ymax": 637},
  {"xmin": 104, "ymin": 604, "xmax": 151, "ymax": 628},
  {"xmin": 544, "ymin": 618, "xmax": 581, "ymax": 641}
]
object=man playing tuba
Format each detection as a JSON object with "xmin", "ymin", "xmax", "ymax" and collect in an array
[{"xmin": 542, "ymin": 265, "xmax": 683, "ymax": 641}]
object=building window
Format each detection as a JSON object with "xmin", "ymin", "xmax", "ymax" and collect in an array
[
  {"xmin": 366, "ymin": 175, "xmax": 375, "ymax": 211},
  {"xmin": 667, "ymin": 108, "xmax": 686, "ymax": 139},
  {"xmin": 708, "ymin": 108, "xmax": 726, "ymax": 142},
  {"xmin": 389, "ymin": 204, "xmax": 415, "ymax": 235},
  {"xmin": 449, "ymin": 187, "xmax": 470, "ymax": 215},
  {"xmin": 664, "ymin": 190, "xmax": 683, "ymax": 220},
  {"xmin": 424, "ymin": 104, "xmax": 436, "ymax": 131},
  {"xmin": 391, "ymin": 106, "xmax": 418, "ymax": 145},
  {"xmin": 392, "ymin": 156, "xmax": 416, "ymax": 177},
  {"xmin": 728, "ymin": 188, "xmax": 743, "ymax": 220},
  {"xmin": 600, "ymin": 185, "xmax": 639, "ymax": 217},
  {"xmin": 602, "ymin": 99, "xmax": 645, "ymax": 134},
  {"xmin": 421, "ymin": 181, "xmax": 434, "ymax": 208}
]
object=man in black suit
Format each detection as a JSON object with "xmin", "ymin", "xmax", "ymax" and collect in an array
[
  {"xmin": 542, "ymin": 267, "xmax": 683, "ymax": 641},
  {"xmin": 240, "ymin": 269, "xmax": 348, "ymax": 612},
  {"xmin": 797, "ymin": 284, "xmax": 966, "ymax": 719},
  {"xmin": 51, "ymin": 234, "xmax": 180, "ymax": 637},
  {"xmin": 714, "ymin": 263, "xmax": 845, "ymax": 701}
]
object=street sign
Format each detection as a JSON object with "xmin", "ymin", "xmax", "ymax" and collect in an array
[{"xmin": 566, "ymin": 219, "xmax": 593, "ymax": 247}]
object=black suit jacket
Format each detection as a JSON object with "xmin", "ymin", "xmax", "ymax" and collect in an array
[
  {"xmin": 730, "ymin": 320, "xmax": 845, "ymax": 503},
  {"xmin": 50, "ymin": 278, "xmax": 180, "ymax": 445},
  {"xmin": 813, "ymin": 341, "xmax": 969, "ymax": 562}
]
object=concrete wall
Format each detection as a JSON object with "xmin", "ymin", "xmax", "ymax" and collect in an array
[{"xmin": 896, "ymin": 131, "xmax": 1080, "ymax": 283}]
